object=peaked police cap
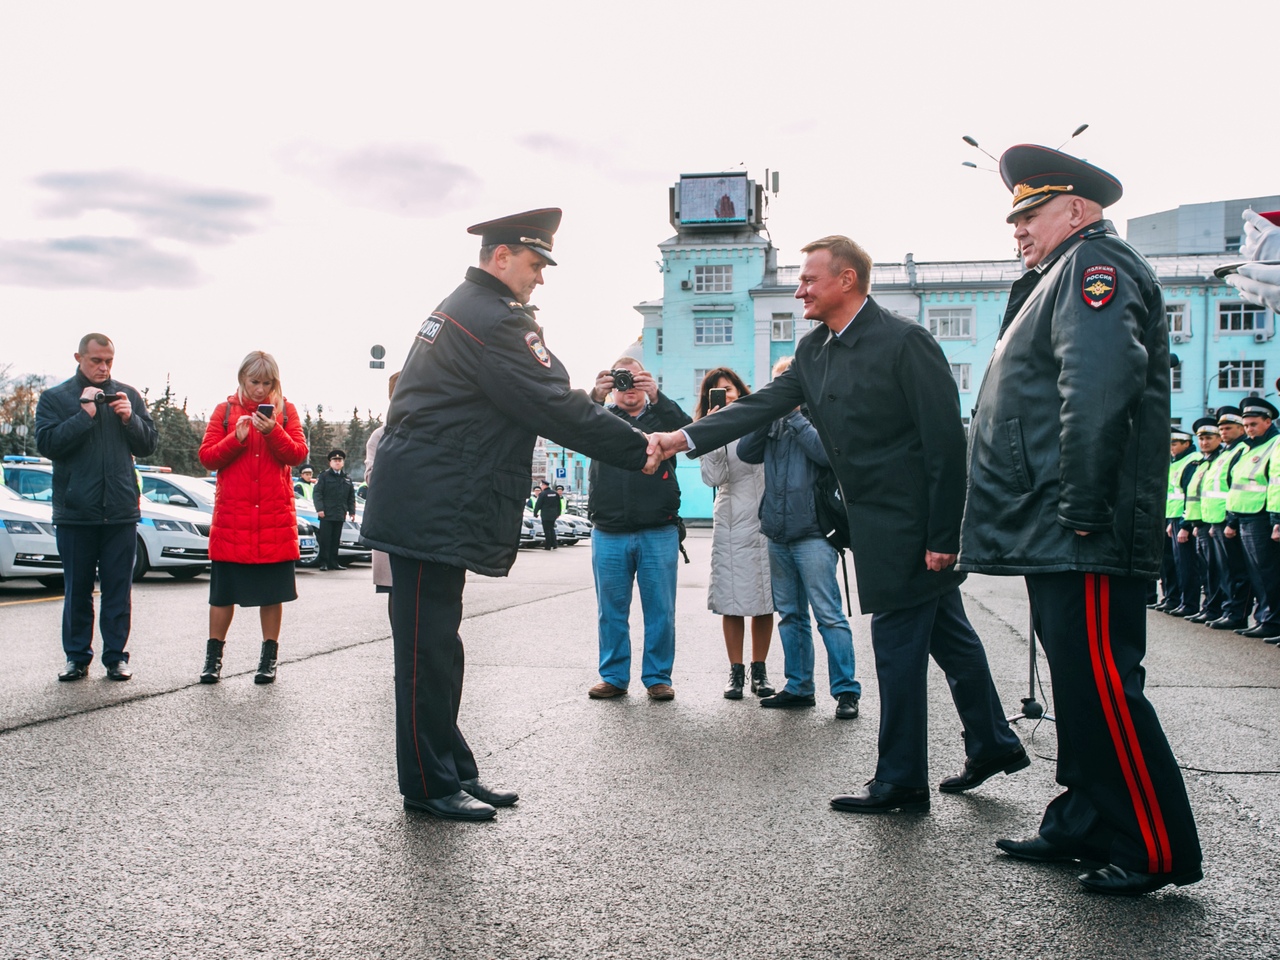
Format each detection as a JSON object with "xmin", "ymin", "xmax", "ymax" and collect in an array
[{"xmin": 467, "ymin": 208, "xmax": 562, "ymax": 265}]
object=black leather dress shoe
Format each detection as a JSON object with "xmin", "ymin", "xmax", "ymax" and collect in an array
[
  {"xmin": 1184, "ymin": 611, "xmax": 1213, "ymax": 623},
  {"xmin": 1078, "ymin": 862, "xmax": 1203, "ymax": 895},
  {"xmin": 995, "ymin": 835, "xmax": 1081, "ymax": 863},
  {"xmin": 403, "ymin": 791, "xmax": 496, "ymax": 821},
  {"xmin": 831, "ymin": 779, "xmax": 930, "ymax": 813},
  {"xmin": 1240, "ymin": 624, "xmax": 1280, "ymax": 639},
  {"xmin": 938, "ymin": 745, "xmax": 1030, "ymax": 793},
  {"xmin": 760, "ymin": 690, "xmax": 816, "ymax": 709},
  {"xmin": 105, "ymin": 661, "xmax": 132, "ymax": 681},
  {"xmin": 1166, "ymin": 605, "xmax": 1198, "ymax": 618},
  {"xmin": 834, "ymin": 692, "xmax": 860, "ymax": 719},
  {"xmin": 58, "ymin": 660, "xmax": 89, "ymax": 681},
  {"xmin": 460, "ymin": 777, "xmax": 519, "ymax": 807},
  {"xmin": 1149, "ymin": 600, "xmax": 1171, "ymax": 612},
  {"xmin": 1210, "ymin": 617, "xmax": 1247, "ymax": 631}
]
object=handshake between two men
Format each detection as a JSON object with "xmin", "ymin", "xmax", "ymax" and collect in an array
[{"xmin": 641, "ymin": 431, "xmax": 688, "ymax": 474}]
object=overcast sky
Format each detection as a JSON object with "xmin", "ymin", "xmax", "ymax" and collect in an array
[{"xmin": 3, "ymin": 0, "xmax": 1277, "ymax": 424}]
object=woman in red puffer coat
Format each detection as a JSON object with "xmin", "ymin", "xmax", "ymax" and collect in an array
[{"xmin": 196, "ymin": 351, "xmax": 309, "ymax": 685}]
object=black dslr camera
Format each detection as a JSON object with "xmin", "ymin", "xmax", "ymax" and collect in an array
[{"xmin": 611, "ymin": 368, "xmax": 635, "ymax": 391}]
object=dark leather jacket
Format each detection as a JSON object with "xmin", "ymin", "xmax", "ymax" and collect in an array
[
  {"xmin": 34, "ymin": 369, "xmax": 158, "ymax": 525},
  {"xmin": 958, "ymin": 221, "xmax": 1168, "ymax": 579},
  {"xmin": 360, "ymin": 267, "xmax": 647, "ymax": 576}
]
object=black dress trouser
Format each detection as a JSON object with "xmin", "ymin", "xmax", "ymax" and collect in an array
[
  {"xmin": 1025, "ymin": 572, "xmax": 1201, "ymax": 875},
  {"xmin": 318, "ymin": 519, "xmax": 344, "ymax": 567},
  {"xmin": 389, "ymin": 554, "xmax": 479, "ymax": 800}
]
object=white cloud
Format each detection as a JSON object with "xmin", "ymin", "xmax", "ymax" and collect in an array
[
  {"xmin": 284, "ymin": 142, "xmax": 480, "ymax": 217},
  {"xmin": 0, "ymin": 237, "xmax": 200, "ymax": 290}
]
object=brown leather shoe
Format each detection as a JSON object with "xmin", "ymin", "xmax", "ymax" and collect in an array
[
  {"xmin": 646, "ymin": 683, "xmax": 675, "ymax": 700},
  {"xmin": 588, "ymin": 681, "xmax": 628, "ymax": 699}
]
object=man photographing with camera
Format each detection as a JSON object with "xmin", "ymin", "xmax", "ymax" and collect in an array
[
  {"xmin": 585, "ymin": 357, "xmax": 692, "ymax": 701},
  {"xmin": 35, "ymin": 333, "xmax": 158, "ymax": 681}
]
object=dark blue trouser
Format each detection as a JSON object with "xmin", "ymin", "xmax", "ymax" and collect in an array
[
  {"xmin": 1172, "ymin": 530, "xmax": 1200, "ymax": 611},
  {"xmin": 868, "ymin": 586, "xmax": 1021, "ymax": 789},
  {"xmin": 318, "ymin": 520, "xmax": 343, "ymax": 567},
  {"xmin": 55, "ymin": 522, "xmax": 136, "ymax": 667},
  {"xmin": 1159, "ymin": 526, "xmax": 1180, "ymax": 607},
  {"xmin": 1212, "ymin": 522, "xmax": 1253, "ymax": 621},
  {"xmin": 1238, "ymin": 514, "xmax": 1280, "ymax": 628},
  {"xmin": 1196, "ymin": 525, "xmax": 1225, "ymax": 619}
]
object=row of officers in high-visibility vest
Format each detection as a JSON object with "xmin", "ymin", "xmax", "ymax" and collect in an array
[{"xmin": 1157, "ymin": 393, "xmax": 1280, "ymax": 644}]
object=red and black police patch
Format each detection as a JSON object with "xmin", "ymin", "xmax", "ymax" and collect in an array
[
  {"xmin": 1081, "ymin": 265, "xmax": 1117, "ymax": 309},
  {"xmin": 524, "ymin": 331, "xmax": 551, "ymax": 368}
]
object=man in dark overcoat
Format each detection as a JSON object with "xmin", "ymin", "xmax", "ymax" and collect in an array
[
  {"xmin": 647, "ymin": 235, "xmax": 1025, "ymax": 813},
  {"xmin": 958, "ymin": 144, "xmax": 1201, "ymax": 895},
  {"xmin": 361, "ymin": 209, "xmax": 651, "ymax": 821}
]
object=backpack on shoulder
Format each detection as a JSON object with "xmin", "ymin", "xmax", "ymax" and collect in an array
[{"xmin": 813, "ymin": 467, "xmax": 853, "ymax": 614}]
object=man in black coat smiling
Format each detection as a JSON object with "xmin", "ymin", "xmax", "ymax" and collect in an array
[{"xmin": 647, "ymin": 235, "xmax": 1025, "ymax": 813}]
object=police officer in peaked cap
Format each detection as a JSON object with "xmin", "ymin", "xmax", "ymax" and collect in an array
[
  {"xmin": 361, "ymin": 208, "xmax": 651, "ymax": 821},
  {"xmin": 1181, "ymin": 417, "xmax": 1226, "ymax": 625},
  {"xmin": 1206, "ymin": 405, "xmax": 1252, "ymax": 630},
  {"xmin": 957, "ymin": 143, "xmax": 1203, "ymax": 894}
]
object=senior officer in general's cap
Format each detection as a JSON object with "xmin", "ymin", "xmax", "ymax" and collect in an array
[
  {"xmin": 957, "ymin": 143, "xmax": 1203, "ymax": 894},
  {"xmin": 361, "ymin": 208, "xmax": 652, "ymax": 821},
  {"xmin": 1224, "ymin": 395, "xmax": 1280, "ymax": 640}
]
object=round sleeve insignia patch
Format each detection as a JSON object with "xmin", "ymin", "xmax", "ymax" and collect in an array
[
  {"xmin": 1082, "ymin": 265, "xmax": 1117, "ymax": 309},
  {"xmin": 524, "ymin": 331, "xmax": 552, "ymax": 368}
]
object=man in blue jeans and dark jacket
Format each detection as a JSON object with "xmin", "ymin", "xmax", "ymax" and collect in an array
[
  {"xmin": 738, "ymin": 357, "xmax": 860, "ymax": 719},
  {"xmin": 35, "ymin": 333, "xmax": 158, "ymax": 681},
  {"xmin": 585, "ymin": 356, "xmax": 691, "ymax": 701}
]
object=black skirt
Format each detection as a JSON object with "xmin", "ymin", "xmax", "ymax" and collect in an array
[{"xmin": 208, "ymin": 560, "xmax": 297, "ymax": 607}]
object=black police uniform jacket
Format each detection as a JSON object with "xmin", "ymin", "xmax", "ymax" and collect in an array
[
  {"xmin": 34, "ymin": 369, "xmax": 158, "ymax": 525},
  {"xmin": 313, "ymin": 468, "xmax": 355, "ymax": 519},
  {"xmin": 360, "ymin": 267, "xmax": 648, "ymax": 577},
  {"xmin": 957, "ymin": 221, "xmax": 1167, "ymax": 579},
  {"xmin": 683, "ymin": 296, "xmax": 968, "ymax": 614}
]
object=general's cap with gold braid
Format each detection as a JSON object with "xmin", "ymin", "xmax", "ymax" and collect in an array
[
  {"xmin": 999, "ymin": 145, "xmax": 1123, "ymax": 224},
  {"xmin": 467, "ymin": 208, "xmax": 562, "ymax": 265}
]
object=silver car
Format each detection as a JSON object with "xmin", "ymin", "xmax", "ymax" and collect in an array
[{"xmin": 0, "ymin": 484, "xmax": 62, "ymax": 588}]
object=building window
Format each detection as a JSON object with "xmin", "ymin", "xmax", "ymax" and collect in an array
[
  {"xmin": 656, "ymin": 375, "xmax": 664, "ymax": 392},
  {"xmin": 694, "ymin": 264, "xmax": 733, "ymax": 293},
  {"xmin": 655, "ymin": 328, "xmax": 663, "ymax": 355},
  {"xmin": 771, "ymin": 314, "xmax": 794, "ymax": 341},
  {"xmin": 1225, "ymin": 236, "xmax": 1242, "ymax": 254},
  {"xmin": 928, "ymin": 307, "xmax": 973, "ymax": 339},
  {"xmin": 1218, "ymin": 301, "xmax": 1267, "ymax": 333},
  {"xmin": 1171, "ymin": 365, "xmax": 1182, "ymax": 391},
  {"xmin": 693, "ymin": 368, "xmax": 711, "ymax": 398},
  {"xmin": 1166, "ymin": 303, "xmax": 1187, "ymax": 336},
  {"xmin": 1219, "ymin": 359, "xmax": 1265, "ymax": 390},
  {"xmin": 694, "ymin": 316, "xmax": 733, "ymax": 345},
  {"xmin": 950, "ymin": 363, "xmax": 971, "ymax": 392}
]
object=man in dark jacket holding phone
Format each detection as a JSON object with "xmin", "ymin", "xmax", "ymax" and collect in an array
[
  {"xmin": 35, "ymin": 333, "xmax": 158, "ymax": 681},
  {"xmin": 313, "ymin": 449, "xmax": 356, "ymax": 570}
]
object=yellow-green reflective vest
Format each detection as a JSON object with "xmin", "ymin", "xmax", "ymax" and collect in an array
[
  {"xmin": 1166, "ymin": 451, "xmax": 1197, "ymax": 518},
  {"xmin": 1183, "ymin": 456, "xmax": 1215, "ymax": 522},
  {"xmin": 1266, "ymin": 443, "xmax": 1280, "ymax": 514},
  {"xmin": 1226, "ymin": 435, "xmax": 1280, "ymax": 515},
  {"xmin": 1201, "ymin": 445, "xmax": 1240, "ymax": 524}
]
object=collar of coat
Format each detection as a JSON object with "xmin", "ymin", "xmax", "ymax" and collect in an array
[
  {"xmin": 465, "ymin": 265, "xmax": 520, "ymax": 300},
  {"xmin": 824, "ymin": 295, "xmax": 882, "ymax": 352}
]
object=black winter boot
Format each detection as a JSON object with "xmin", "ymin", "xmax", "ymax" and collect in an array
[
  {"xmin": 200, "ymin": 639, "xmax": 225, "ymax": 684},
  {"xmin": 724, "ymin": 663, "xmax": 746, "ymax": 700},
  {"xmin": 254, "ymin": 640, "xmax": 278, "ymax": 684},
  {"xmin": 750, "ymin": 661, "xmax": 775, "ymax": 697}
]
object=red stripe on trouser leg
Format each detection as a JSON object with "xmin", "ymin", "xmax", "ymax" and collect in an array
[
  {"xmin": 1093, "ymin": 574, "xmax": 1174, "ymax": 872},
  {"xmin": 1084, "ymin": 573, "xmax": 1162, "ymax": 873}
]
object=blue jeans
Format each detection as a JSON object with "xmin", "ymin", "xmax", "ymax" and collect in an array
[
  {"xmin": 768, "ymin": 536, "xmax": 860, "ymax": 699},
  {"xmin": 592, "ymin": 526, "xmax": 678, "ymax": 689}
]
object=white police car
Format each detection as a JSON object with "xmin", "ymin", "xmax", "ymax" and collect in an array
[{"xmin": 0, "ymin": 483, "xmax": 63, "ymax": 588}]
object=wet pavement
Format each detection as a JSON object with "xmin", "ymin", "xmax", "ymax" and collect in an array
[{"xmin": 1, "ymin": 530, "xmax": 1277, "ymax": 959}]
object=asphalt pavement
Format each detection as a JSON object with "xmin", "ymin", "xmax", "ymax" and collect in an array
[{"xmin": 1, "ymin": 531, "xmax": 1278, "ymax": 960}]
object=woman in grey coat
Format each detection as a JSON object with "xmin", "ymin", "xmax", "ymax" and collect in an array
[{"xmin": 696, "ymin": 368, "xmax": 775, "ymax": 699}]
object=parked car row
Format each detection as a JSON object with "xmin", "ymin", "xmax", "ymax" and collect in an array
[{"xmin": 520, "ymin": 509, "xmax": 593, "ymax": 549}]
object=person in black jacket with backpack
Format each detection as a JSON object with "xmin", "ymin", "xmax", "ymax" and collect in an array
[
  {"xmin": 584, "ymin": 356, "xmax": 691, "ymax": 702},
  {"xmin": 34, "ymin": 333, "xmax": 158, "ymax": 682},
  {"xmin": 738, "ymin": 358, "xmax": 860, "ymax": 719}
]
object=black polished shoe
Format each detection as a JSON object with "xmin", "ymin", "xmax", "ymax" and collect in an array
[
  {"xmin": 403, "ymin": 790, "xmax": 496, "ymax": 821},
  {"xmin": 835, "ymin": 692, "xmax": 860, "ymax": 719},
  {"xmin": 1078, "ymin": 862, "xmax": 1203, "ymax": 895},
  {"xmin": 724, "ymin": 663, "xmax": 745, "ymax": 700},
  {"xmin": 831, "ymin": 779, "xmax": 930, "ymax": 814},
  {"xmin": 1240, "ymin": 624, "xmax": 1280, "ymax": 639},
  {"xmin": 1185, "ymin": 611, "xmax": 1214, "ymax": 624},
  {"xmin": 760, "ymin": 689, "xmax": 816, "ymax": 709},
  {"xmin": 939, "ymin": 745, "xmax": 1030, "ymax": 793},
  {"xmin": 1210, "ymin": 617, "xmax": 1248, "ymax": 631},
  {"xmin": 459, "ymin": 777, "xmax": 519, "ymax": 807},
  {"xmin": 105, "ymin": 661, "xmax": 132, "ymax": 681},
  {"xmin": 1266, "ymin": 635, "xmax": 1280, "ymax": 645},
  {"xmin": 1149, "ymin": 600, "xmax": 1171, "ymax": 612},
  {"xmin": 58, "ymin": 659, "xmax": 89, "ymax": 682},
  {"xmin": 995, "ymin": 835, "xmax": 1082, "ymax": 863},
  {"xmin": 1166, "ymin": 605, "xmax": 1198, "ymax": 618}
]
